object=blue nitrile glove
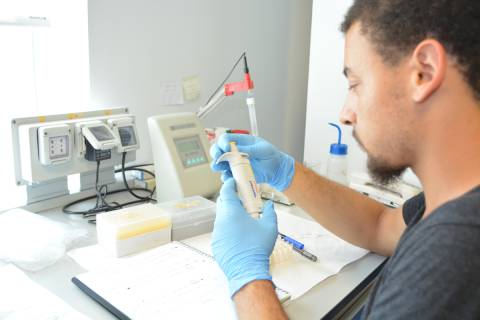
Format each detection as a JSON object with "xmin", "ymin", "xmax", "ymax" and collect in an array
[
  {"xmin": 212, "ymin": 178, "xmax": 278, "ymax": 297},
  {"xmin": 210, "ymin": 134, "xmax": 295, "ymax": 191}
]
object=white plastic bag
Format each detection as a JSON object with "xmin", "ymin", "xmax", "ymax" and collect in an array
[{"xmin": 0, "ymin": 208, "xmax": 88, "ymax": 271}]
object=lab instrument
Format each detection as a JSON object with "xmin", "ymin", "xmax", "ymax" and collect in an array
[
  {"xmin": 216, "ymin": 142, "xmax": 263, "ymax": 219},
  {"xmin": 108, "ymin": 117, "xmax": 140, "ymax": 153},
  {"xmin": 147, "ymin": 112, "xmax": 221, "ymax": 202},
  {"xmin": 80, "ymin": 122, "xmax": 119, "ymax": 161},
  {"xmin": 12, "ymin": 108, "xmax": 135, "ymax": 183},
  {"xmin": 12, "ymin": 108, "xmax": 137, "ymax": 203},
  {"xmin": 37, "ymin": 124, "xmax": 73, "ymax": 166},
  {"xmin": 349, "ymin": 172, "xmax": 422, "ymax": 208},
  {"xmin": 196, "ymin": 52, "xmax": 259, "ymax": 136},
  {"xmin": 81, "ymin": 122, "xmax": 119, "ymax": 151}
]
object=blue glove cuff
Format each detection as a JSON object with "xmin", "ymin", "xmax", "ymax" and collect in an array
[
  {"xmin": 229, "ymin": 273, "xmax": 273, "ymax": 298},
  {"xmin": 273, "ymin": 154, "xmax": 295, "ymax": 192}
]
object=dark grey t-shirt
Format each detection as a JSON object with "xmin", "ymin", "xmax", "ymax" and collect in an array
[{"xmin": 362, "ymin": 186, "xmax": 480, "ymax": 319}]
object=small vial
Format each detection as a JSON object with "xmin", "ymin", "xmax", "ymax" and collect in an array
[
  {"xmin": 246, "ymin": 91, "xmax": 259, "ymax": 137},
  {"xmin": 217, "ymin": 141, "xmax": 263, "ymax": 218}
]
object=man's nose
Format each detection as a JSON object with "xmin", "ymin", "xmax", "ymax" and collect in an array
[{"xmin": 339, "ymin": 103, "xmax": 356, "ymax": 126}]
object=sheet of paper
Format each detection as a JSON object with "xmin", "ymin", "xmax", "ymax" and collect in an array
[
  {"xmin": 75, "ymin": 242, "xmax": 236, "ymax": 320},
  {"xmin": 273, "ymin": 209, "xmax": 369, "ymax": 299},
  {"xmin": 68, "ymin": 244, "xmax": 122, "ymax": 271},
  {"xmin": 69, "ymin": 238, "xmax": 289, "ymax": 307},
  {"xmin": 158, "ymin": 80, "xmax": 184, "ymax": 106},
  {"xmin": 0, "ymin": 264, "xmax": 90, "ymax": 320},
  {"xmin": 181, "ymin": 232, "xmax": 213, "ymax": 256},
  {"xmin": 183, "ymin": 210, "xmax": 368, "ymax": 300},
  {"xmin": 182, "ymin": 75, "xmax": 201, "ymax": 101},
  {"xmin": 68, "ymin": 232, "xmax": 213, "ymax": 273}
]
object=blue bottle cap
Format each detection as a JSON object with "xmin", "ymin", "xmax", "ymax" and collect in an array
[
  {"xmin": 329, "ymin": 123, "xmax": 348, "ymax": 155},
  {"xmin": 330, "ymin": 143, "xmax": 348, "ymax": 155}
]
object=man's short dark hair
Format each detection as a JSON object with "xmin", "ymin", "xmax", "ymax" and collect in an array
[{"xmin": 341, "ymin": 0, "xmax": 480, "ymax": 100}]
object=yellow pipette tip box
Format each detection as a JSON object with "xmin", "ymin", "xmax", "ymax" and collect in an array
[{"xmin": 96, "ymin": 203, "xmax": 171, "ymax": 257}]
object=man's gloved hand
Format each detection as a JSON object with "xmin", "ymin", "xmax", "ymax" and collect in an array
[
  {"xmin": 210, "ymin": 134, "xmax": 295, "ymax": 192},
  {"xmin": 212, "ymin": 178, "xmax": 278, "ymax": 297}
]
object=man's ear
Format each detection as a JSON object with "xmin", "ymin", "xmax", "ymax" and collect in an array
[{"xmin": 409, "ymin": 39, "xmax": 447, "ymax": 103}]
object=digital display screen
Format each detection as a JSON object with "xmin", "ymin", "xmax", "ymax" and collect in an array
[
  {"xmin": 176, "ymin": 139, "xmax": 201, "ymax": 153},
  {"xmin": 89, "ymin": 125, "xmax": 115, "ymax": 141},
  {"xmin": 174, "ymin": 136, "xmax": 207, "ymax": 168},
  {"xmin": 118, "ymin": 126, "xmax": 137, "ymax": 146}
]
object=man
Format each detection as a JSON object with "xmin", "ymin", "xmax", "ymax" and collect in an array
[{"xmin": 210, "ymin": 0, "xmax": 480, "ymax": 319}]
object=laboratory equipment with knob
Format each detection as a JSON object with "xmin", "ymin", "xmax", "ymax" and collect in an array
[
  {"xmin": 148, "ymin": 113, "xmax": 221, "ymax": 202},
  {"xmin": 148, "ymin": 52, "xmax": 261, "ymax": 202}
]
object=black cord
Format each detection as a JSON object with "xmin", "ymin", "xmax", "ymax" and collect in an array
[
  {"xmin": 114, "ymin": 167, "xmax": 155, "ymax": 179},
  {"xmin": 121, "ymin": 152, "xmax": 156, "ymax": 201},
  {"xmin": 122, "ymin": 163, "xmax": 153, "ymax": 169},
  {"xmin": 62, "ymin": 187, "xmax": 154, "ymax": 215},
  {"xmin": 243, "ymin": 54, "xmax": 249, "ymax": 73},
  {"xmin": 93, "ymin": 160, "xmax": 112, "ymax": 210},
  {"xmin": 204, "ymin": 52, "xmax": 246, "ymax": 106},
  {"xmin": 62, "ymin": 158, "xmax": 157, "ymax": 217}
]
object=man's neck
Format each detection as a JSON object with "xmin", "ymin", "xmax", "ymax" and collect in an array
[{"xmin": 413, "ymin": 103, "xmax": 480, "ymax": 217}]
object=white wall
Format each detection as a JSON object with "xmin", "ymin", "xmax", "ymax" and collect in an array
[
  {"xmin": 0, "ymin": 0, "xmax": 90, "ymax": 210},
  {"xmin": 304, "ymin": 0, "xmax": 421, "ymax": 187},
  {"xmin": 304, "ymin": 0, "xmax": 367, "ymax": 175},
  {"xmin": 88, "ymin": 0, "xmax": 312, "ymax": 164}
]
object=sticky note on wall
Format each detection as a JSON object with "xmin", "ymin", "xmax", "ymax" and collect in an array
[{"xmin": 182, "ymin": 75, "xmax": 200, "ymax": 102}]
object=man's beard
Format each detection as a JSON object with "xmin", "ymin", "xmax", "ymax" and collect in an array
[
  {"xmin": 366, "ymin": 156, "xmax": 406, "ymax": 185},
  {"xmin": 353, "ymin": 130, "xmax": 406, "ymax": 185}
]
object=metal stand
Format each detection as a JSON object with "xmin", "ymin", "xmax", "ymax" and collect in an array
[
  {"xmin": 26, "ymin": 177, "xmax": 69, "ymax": 204},
  {"xmin": 80, "ymin": 166, "xmax": 116, "ymax": 191}
]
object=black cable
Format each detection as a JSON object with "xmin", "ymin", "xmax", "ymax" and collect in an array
[
  {"xmin": 114, "ymin": 167, "xmax": 155, "ymax": 179},
  {"xmin": 121, "ymin": 152, "xmax": 156, "ymax": 201},
  {"xmin": 122, "ymin": 163, "xmax": 153, "ymax": 169},
  {"xmin": 243, "ymin": 54, "xmax": 249, "ymax": 73},
  {"xmin": 93, "ymin": 159, "xmax": 119, "ymax": 211},
  {"xmin": 62, "ymin": 158, "xmax": 156, "ymax": 217},
  {"xmin": 204, "ymin": 52, "xmax": 246, "ymax": 106},
  {"xmin": 62, "ymin": 187, "xmax": 154, "ymax": 215}
]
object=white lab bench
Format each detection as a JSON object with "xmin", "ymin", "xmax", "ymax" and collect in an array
[{"xmin": 20, "ymin": 194, "xmax": 386, "ymax": 320}]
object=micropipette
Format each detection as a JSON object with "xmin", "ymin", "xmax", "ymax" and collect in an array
[{"xmin": 216, "ymin": 141, "xmax": 263, "ymax": 219}]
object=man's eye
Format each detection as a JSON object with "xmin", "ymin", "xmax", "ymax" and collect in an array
[{"xmin": 348, "ymin": 83, "xmax": 359, "ymax": 91}]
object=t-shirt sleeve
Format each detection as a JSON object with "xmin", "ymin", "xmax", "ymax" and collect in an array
[
  {"xmin": 402, "ymin": 192, "xmax": 425, "ymax": 226},
  {"xmin": 366, "ymin": 223, "xmax": 480, "ymax": 319}
]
